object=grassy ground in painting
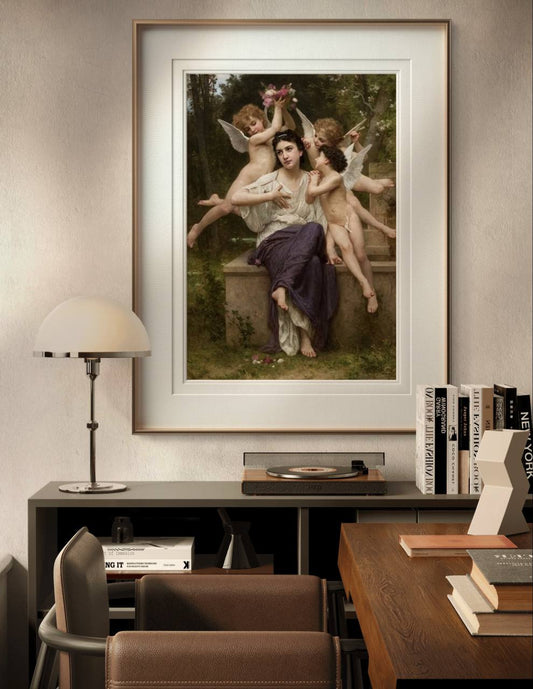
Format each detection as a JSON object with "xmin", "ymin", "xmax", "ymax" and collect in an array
[
  {"xmin": 187, "ymin": 333, "xmax": 396, "ymax": 380},
  {"xmin": 186, "ymin": 244, "xmax": 395, "ymax": 381}
]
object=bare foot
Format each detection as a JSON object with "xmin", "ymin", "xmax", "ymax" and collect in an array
[
  {"xmin": 379, "ymin": 178, "xmax": 395, "ymax": 189},
  {"xmin": 300, "ymin": 330, "xmax": 316, "ymax": 358},
  {"xmin": 198, "ymin": 193, "xmax": 222, "ymax": 207},
  {"xmin": 272, "ymin": 286, "xmax": 288, "ymax": 311},
  {"xmin": 187, "ymin": 224, "xmax": 201, "ymax": 248},
  {"xmin": 327, "ymin": 252, "xmax": 343, "ymax": 265},
  {"xmin": 367, "ymin": 293, "xmax": 379, "ymax": 314},
  {"xmin": 359, "ymin": 279, "xmax": 375, "ymax": 300}
]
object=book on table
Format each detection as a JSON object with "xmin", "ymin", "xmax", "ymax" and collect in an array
[
  {"xmin": 99, "ymin": 536, "xmax": 195, "ymax": 573},
  {"xmin": 446, "ymin": 574, "xmax": 532, "ymax": 636},
  {"xmin": 467, "ymin": 549, "xmax": 533, "ymax": 611},
  {"xmin": 398, "ymin": 533, "xmax": 517, "ymax": 557}
]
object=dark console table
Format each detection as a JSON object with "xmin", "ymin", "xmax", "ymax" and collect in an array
[{"xmin": 28, "ymin": 480, "xmax": 532, "ymax": 662}]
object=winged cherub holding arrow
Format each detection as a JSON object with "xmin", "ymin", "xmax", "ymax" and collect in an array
[
  {"xmin": 297, "ymin": 109, "xmax": 396, "ymax": 242},
  {"xmin": 187, "ymin": 97, "xmax": 294, "ymax": 248}
]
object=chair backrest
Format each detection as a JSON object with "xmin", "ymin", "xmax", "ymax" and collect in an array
[
  {"xmin": 53, "ymin": 527, "xmax": 109, "ymax": 689},
  {"xmin": 106, "ymin": 630, "xmax": 341, "ymax": 689},
  {"xmin": 135, "ymin": 574, "xmax": 327, "ymax": 631}
]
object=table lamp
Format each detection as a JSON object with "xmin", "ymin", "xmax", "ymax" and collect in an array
[{"xmin": 34, "ymin": 296, "xmax": 151, "ymax": 493}]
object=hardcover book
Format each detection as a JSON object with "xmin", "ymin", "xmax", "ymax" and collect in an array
[
  {"xmin": 493, "ymin": 394, "xmax": 505, "ymax": 430},
  {"xmin": 399, "ymin": 533, "xmax": 517, "ymax": 558},
  {"xmin": 99, "ymin": 536, "xmax": 195, "ymax": 572},
  {"xmin": 517, "ymin": 394, "xmax": 533, "ymax": 493},
  {"xmin": 494, "ymin": 384, "xmax": 518, "ymax": 429},
  {"xmin": 434, "ymin": 387, "xmax": 448, "ymax": 494},
  {"xmin": 460, "ymin": 385, "xmax": 494, "ymax": 494},
  {"xmin": 458, "ymin": 393, "xmax": 470, "ymax": 493},
  {"xmin": 447, "ymin": 574, "xmax": 532, "ymax": 636},
  {"xmin": 467, "ymin": 549, "xmax": 533, "ymax": 611},
  {"xmin": 446, "ymin": 386, "xmax": 459, "ymax": 494},
  {"xmin": 416, "ymin": 385, "xmax": 435, "ymax": 494},
  {"xmin": 415, "ymin": 385, "xmax": 458, "ymax": 495}
]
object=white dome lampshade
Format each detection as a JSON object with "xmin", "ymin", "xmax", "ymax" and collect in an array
[
  {"xmin": 34, "ymin": 296, "xmax": 151, "ymax": 494},
  {"xmin": 33, "ymin": 296, "xmax": 151, "ymax": 358}
]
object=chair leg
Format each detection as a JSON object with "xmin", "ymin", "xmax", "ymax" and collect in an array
[
  {"xmin": 340, "ymin": 639, "xmax": 368, "ymax": 689},
  {"xmin": 29, "ymin": 642, "xmax": 58, "ymax": 689}
]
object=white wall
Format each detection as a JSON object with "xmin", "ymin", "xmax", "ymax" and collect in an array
[{"xmin": 1, "ymin": 0, "xmax": 531, "ymax": 684}]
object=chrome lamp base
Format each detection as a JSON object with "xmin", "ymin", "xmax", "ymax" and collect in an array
[{"xmin": 59, "ymin": 481, "xmax": 127, "ymax": 494}]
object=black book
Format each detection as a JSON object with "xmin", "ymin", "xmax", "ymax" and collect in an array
[
  {"xmin": 493, "ymin": 384, "xmax": 518, "ymax": 429},
  {"xmin": 434, "ymin": 387, "xmax": 447, "ymax": 494},
  {"xmin": 516, "ymin": 394, "xmax": 533, "ymax": 493},
  {"xmin": 458, "ymin": 394, "xmax": 470, "ymax": 493}
]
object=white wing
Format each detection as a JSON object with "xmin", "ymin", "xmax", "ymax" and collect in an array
[
  {"xmin": 217, "ymin": 119, "xmax": 249, "ymax": 154},
  {"xmin": 341, "ymin": 118, "xmax": 367, "ymax": 149},
  {"xmin": 342, "ymin": 144, "xmax": 372, "ymax": 190},
  {"xmin": 295, "ymin": 108, "xmax": 315, "ymax": 141}
]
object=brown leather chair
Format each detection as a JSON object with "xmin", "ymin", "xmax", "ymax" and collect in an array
[
  {"xmin": 53, "ymin": 526, "xmax": 109, "ymax": 689},
  {"xmin": 135, "ymin": 573, "xmax": 328, "ymax": 631},
  {"xmin": 32, "ymin": 527, "xmax": 342, "ymax": 689},
  {"xmin": 106, "ymin": 631, "xmax": 341, "ymax": 689}
]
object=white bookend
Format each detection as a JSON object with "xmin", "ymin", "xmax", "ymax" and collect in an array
[{"xmin": 467, "ymin": 429, "xmax": 530, "ymax": 536}]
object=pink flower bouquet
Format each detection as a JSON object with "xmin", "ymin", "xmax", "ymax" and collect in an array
[{"xmin": 259, "ymin": 83, "xmax": 297, "ymax": 109}]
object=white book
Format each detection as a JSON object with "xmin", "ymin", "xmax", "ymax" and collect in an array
[
  {"xmin": 416, "ymin": 385, "xmax": 435, "ymax": 494},
  {"xmin": 459, "ymin": 385, "xmax": 494, "ymax": 494},
  {"xmin": 446, "ymin": 386, "xmax": 459, "ymax": 494},
  {"xmin": 99, "ymin": 537, "xmax": 194, "ymax": 572},
  {"xmin": 446, "ymin": 574, "xmax": 532, "ymax": 636}
]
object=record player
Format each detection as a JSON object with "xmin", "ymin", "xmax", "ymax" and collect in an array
[{"xmin": 241, "ymin": 452, "xmax": 387, "ymax": 495}]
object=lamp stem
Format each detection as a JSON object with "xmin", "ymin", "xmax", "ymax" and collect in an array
[
  {"xmin": 86, "ymin": 358, "xmax": 100, "ymax": 486},
  {"xmin": 58, "ymin": 357, "xmax": 126, "ymax": 493}
]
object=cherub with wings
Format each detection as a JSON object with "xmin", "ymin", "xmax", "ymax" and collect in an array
[
  {"xmin": 187, "ymin": 98, "xmax": 294, "ymax": 248},
  {"xmin": 298, "ymin": 110, "xmax": 395, "ymax": 195},
  {"xmin": 305, "ymin": 144, "xmax": 376, "ymax": 309},
  {"xmin": 297, "ymin": 109, "xmax": 396, "ymax": 241},
  {"xmin": 298, "ymin": 109, "xmax": 396, "ymax": 314}
]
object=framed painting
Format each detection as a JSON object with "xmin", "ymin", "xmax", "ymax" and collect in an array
[{"xmin": 132, "ymin": 20, "xmax": 449, "ymax": 432}]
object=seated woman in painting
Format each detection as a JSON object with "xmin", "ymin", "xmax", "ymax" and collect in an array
[{"xmin": 231, "ymin": 130, "xmax": 338, "ymax": 358}]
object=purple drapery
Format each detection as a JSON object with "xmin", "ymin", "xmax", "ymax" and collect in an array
[{"xmin": 248, "ymin": 222, "xmax": 338, "ymax": 352}]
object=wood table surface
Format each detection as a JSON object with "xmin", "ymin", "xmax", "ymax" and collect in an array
[{"xmin": 338, "ymin": 522, "xmax": 533, "ymax": 689}]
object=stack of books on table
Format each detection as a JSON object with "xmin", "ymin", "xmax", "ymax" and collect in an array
[
  {"xmin": 447, "ymin": 548, "xmax": 533, "ymax": 636},
  {"xmin": 99, "ymin": 536, "xmax": 195, "ymax": 574}
]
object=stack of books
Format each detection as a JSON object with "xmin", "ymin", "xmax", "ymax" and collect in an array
[
  {"xmin": 447, "ymin": 548, "xmax": 533, "ymax": 636},
  {"xmin": 415, "ymin": 383, "xmax": 532, "ymax": 495},
  {"xmin": 99, "ymin": 536, "xmax": 195, "ymax": 574}
]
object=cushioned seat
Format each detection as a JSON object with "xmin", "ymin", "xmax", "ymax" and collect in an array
[
  {"xmin": 106, "ymin": 630, "xmax": 341, "ymax": 689},
  {"xmin": 32, "ymin": 527, "xmax": 343, "ymax": 689}
]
